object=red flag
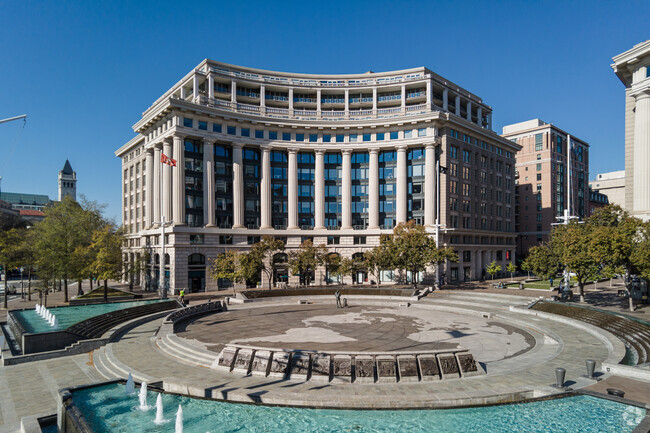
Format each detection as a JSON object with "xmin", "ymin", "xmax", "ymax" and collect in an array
[{"xmin": 161, "ymin": 153, "xmax": 177, "ymax": 167}]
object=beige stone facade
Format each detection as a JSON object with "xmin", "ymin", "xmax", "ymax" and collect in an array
[
  {"xmin": 612, "ymin": 40, "xmax": 650, "ymax": 220},
  {"xmin": 589, "ymin": 170, "xmax": 625, "ymax": 209},
  {"xmin": 502, "ymin": 119, "xmax": 589, "ymax": 255},
  {"xmin": 116, "ymin": 61, "xmax": 519, "ymax": 292}
]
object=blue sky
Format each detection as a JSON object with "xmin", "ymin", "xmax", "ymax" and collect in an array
[{"xmin": 0, "ymin": 1, "xmax": 648, "ymax": 221}]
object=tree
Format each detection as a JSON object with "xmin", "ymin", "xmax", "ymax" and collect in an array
[
  {"xmin": 429, "ymin": 246, "xmax": 458, "ymax": 288},
  {"xmin": 520, "ymin": 260, "xmax": 532, "ymax": 279},
  {"xmin": 382, "ymin": 221, "xmax": 435, "ymax": 288},
  {"xmin": 337, "ymin": 256, "xmax": 363, "ymax": 285},
  {"xmin": 522, "ymin": 244, "xmax": 559, "ymax": 282},
  {"xmin": 0, "ymin": 228, "xmax": 25, "ymax": 308},
  {"xmin": 486, "ymin": 261, "xmax": 501, "ymax": 280},
  {"xmin": 322, "ymin": 253, "xmax": 342, "ymax": 285},
  {"xmin": 33, "ymin": 196, "xmax": 88, "ymax": 303},
  {"xmin": 88, "ymin": 224, "xmax": 124, "ymax": 302},
  {"xmin": 249, "ymin": 236, "xmax": 285, "ymax": 289},
  {"xmin": 288, "ymin": 240, "xmax": 326, "ymax": 287},
  {"xmin": 208, "ymin": 250, "xmax": 247, "ymax": 295},
  {"xmin": 363, "ymin": 245, "xmax": 393, "ymax": 288},
  {"xmin": 551, "ymin": 221, "xmax": 599, "ymax": 303},
  {"xmin": 506, "ymin": 262, "xmax": 517, "ymax": 280}
]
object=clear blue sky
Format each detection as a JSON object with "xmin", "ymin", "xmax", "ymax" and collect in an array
[{"xmin": 0, "ymin": 1, "xmax": 648, "ymax": 221}]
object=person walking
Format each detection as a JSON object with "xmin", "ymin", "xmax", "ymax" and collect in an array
[
  {"xmin": 179, "ymin": 288, "xmax": 185, "ymax": 306},
  {"xmin": 335, "ymin": 289, "xmax": 342, "ymax": 308}
]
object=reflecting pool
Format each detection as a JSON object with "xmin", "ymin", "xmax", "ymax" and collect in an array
[{"xmin": 71, "ymin": 383, "xmax": 646, "ymax": 433}]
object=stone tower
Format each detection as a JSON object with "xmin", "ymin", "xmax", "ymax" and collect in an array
[{"xmin": 58, "ymin": 159, "xmax": 76, "ymax": 201}]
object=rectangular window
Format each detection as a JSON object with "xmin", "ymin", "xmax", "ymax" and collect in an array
[
  {"xmin": 323, "ymin": 134, "xmax": 331, "ymax": 143},
  {"xmin": 537, "ymin": 163, "xmax": 541, "ymax": 171},
  {"xmin": 309, "ymin": 134, "xmax": 318, "ymax": 143},
  {"xmin": 353, "ymin": 236, "xmax": 366, "ymax": 245},
  {"xmin": 376, "ymin": 132, "xmax": 385, "ymax": 141},
  {"xmin": 350, "ymin": 134, "xmax": 358, "ymax": 143},
  {"xmin": 183, "ymin": 117, "xmax": 193, "ymax": 128},
  {"xmin": 213, "ymin": 123, "xmax": 222, "ymax": 133},
  {"xmin": 282, "ymin": 132, "xmax": 291, "ymax": 141},
  {"xmin": 327, "ymin": 236, "xmax": 339, "ymax": 245},
  {"xmin": 336, "ymin": 134, "xmax": 345, "ymax": 143},
  {"xmin": 296, "ymin": 133, "xmax": 305, "ymax": 142},
  {"xmin": 418, "ymin": 128, "xmax": 426, "ymax": 137},
  {"xmin": 198, "ymin": 120, "xmax": 207, "ymax": 130},
  {"xmin": 450, "ymin": 146, "xmax": 458, "ymax": 159},
  {"xmin": 241, "ymin": 128, "xmax": 250, "ymax": 137},
  {"xmin": 227, "ymin": 126, "xmax": 236, "ymax": 135},
  {"xmin": 404, "ymin": 130, "xmax": 413, "ymax": 139},
  {"xmin": 363, "ymin": 133, "xmax": 371, "ymax": 142},
  {"xmin": 219, "ymin": 235, "xmax": 233, "ymax": 245},
  {"xmin": 269, "ymin": 131, "xmax": 278, "ymax": 140},
  {"xmin": 255, "ymin": 129, "xmax": 264, "ymax": 139},
  {"xmin": 535, "ymin": 133, "xmax": 543, "ymax": 151}
]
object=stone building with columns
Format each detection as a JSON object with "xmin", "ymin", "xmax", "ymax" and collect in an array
[
  {"xmin": 612, "ymin": 40, "xmax": 650, "ymax": 221},
  {"xmin": 115, "ymin": 60, "xmax": 520, "ymax": 292}
]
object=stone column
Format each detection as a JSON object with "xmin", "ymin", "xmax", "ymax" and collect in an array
[
  {"xmin": 396, "ymin": 146, "xmax": 407, "ymax": 224},
  {"xmin": 287, "ymin": 149, "xmax": 298, "ymax": 229},
  {"xmin": 172, "ymin": 135, "xmax": 185, "ymax": 225},
  {"xmin": 260, "ymin": 146, "xmax": 272, "ymax": 229},
  {"xmin": 153, "ymin": 145, "xmax": 161, "ymax": 225},
  {"xmin": 426, "ymin": 80, "xmax": 431, "ymax": 108},
  {"xmin": 162, "ymin": 138, "xmax": 173, "ymax": 223},
  {"xmin": 455, "ymin": 95, "xmax": 461, "ymax": 116},
  {"xmin": 316, "ymin": 89, "xmax": 322, "ymax": 116},
  {"xmin": 341, "ymin": 150, "xmax": 352, "ymax": 229},
  {"xmin": 466, "ymin": 101, "xmax": 472, "ymax": 121},
  {"xmin": 487, "ymin": 112, "xmax": 492, "ymax": 130},
  {"xmin": 477, "ymin": 107, "xmax": 483, "ymax": 126},
  {"xmin": 633, "ymin": 91, "xmax": 650, "ymax": 214},
  {"xmin": 289, "ymin": 88, "xmax": 294, "ymax": 114},
  {"xmin": 231, "ymin": 80, "xmax": 237, "ymax": 103},
  {"xmin": 260, "ymin": 85, "xmax": 266, "ymax": 109},
  {"xmin": 344, "ymin": 89, "xmax": 350, "ymax": 116},
  {"xmin": 203, "ymin": 140, "xmax": 215, "ymax": 226},
  {"xmin": 192, "ymin": 74, "xmax": 199, "ymax": 100},
  {"xmin": 314, "ymin": 150, "xmax": 325, "ymax": 229},
  {"xmin": 372, "ymin": 87, "xmax": 378, "ymax": 113},
  {"xmin": 232, "ymin": 144, "xmax": 244, "ymax": 228},
  {"xmin": 401, "ymin": 84, "xmax": 406, "ymax": 111},
  {"xmin": 207, "ymin": 73, "xmax": 214, "ymax": 100},
  {"xmin": 443, "ymin": 88, "xmax": 448, "ymax": 111},
  {"xmin": 145, "ymin": 149, "xmax": 154, "ymax": 228},
  {"xmin": 368, "ymin": 148, "xmax": 379, "ymax": 229},
  {"xmin": 424, "ymin": 144, "xmax": 436, "ymax": 227}
]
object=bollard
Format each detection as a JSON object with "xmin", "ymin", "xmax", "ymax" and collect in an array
[
  {"xmin": 555, "ymin": 367, "xmax": 566, "ymax": 388},
  {"xmin": 226, "ymin": 297, "xmax": 230, "ymax": 305},
  {"xmin": 585, "ymin": 359, "xmax": 596, "ymax": 379}
]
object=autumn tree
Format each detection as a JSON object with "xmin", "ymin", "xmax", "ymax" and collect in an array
[
  {"xmin": 88, "ymin": 224, "xmax": 124, "ymax": 302},
  {"xmin": 363, "ymin": 245, "xmax": 393, "ymax": 288},
  {"xmin": 209, "ymin": 250, "xmax": 248, "ymax": 295}
]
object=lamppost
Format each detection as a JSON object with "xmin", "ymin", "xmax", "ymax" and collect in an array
[
  {"xmin": 434, "ymin": 152, "xmax": 448, "ymax": 288},
  {"xmin": 20, "ymin": 267, "xmax": 24, "ymax": 300}
]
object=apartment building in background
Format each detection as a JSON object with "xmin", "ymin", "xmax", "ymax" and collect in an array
[
  {"xmin": 116, "ymin": 60, "xmax": 520, "ymax": 292},
  {"xmin": 502, "ymin": 119, "xmax": 589, "ymax": 255},
  {"xmin": 589, "ymin": 170, "xmax": 625, "ymax": 209}
]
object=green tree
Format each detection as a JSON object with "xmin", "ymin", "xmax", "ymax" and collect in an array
[
  {"xmin": 486, "ymin": 261, "xmax": 501, "ymax": 280},
  {"xmin": 322, "ymin": 253, "xmax": 342, "ymax": 285},
  {"xmin": 208, "ymin": 250, "xmax": 248, "ymax": 295},
  {"xmin": 522, "ymin": 244, "xmax": 559, "ymax": 281},
  {"xmin": 88, "ymin": 224, "xmax": 124, "ymax": 302},
  {"xmin": 337, "ymin": 256, "xmax": 364, "ymax": 285},
  {"xmin": 551, "ymin": 221, "xmax": 599, "ymax": 303},
  {"xmin": 429, "ymin": 246, "xmax": 458, "ymax": 287},
  {"xmin": 288, "ymin": 240, "xmax": 326, "ymax": 286},
  {"xmin": 363, "ymin": 245, "xmax": 393, "ymax": 288},
  {"xmin": 506, "ymin": 262, "xmax": 517, "ymax": 279},
  {"xmin": 520, "ymin": 259, "xmax": 532, "ymax": 279},
  {"xmin": 0, "ymin": 228, "xmax": 25, "ymax": 308},
  {"xmin": 382, "ymin": 221, "xmax": 434, "ymax": 288},
  {"xmin": 249, "ymin": 236, "xmax": 285, "ymax": 289}
]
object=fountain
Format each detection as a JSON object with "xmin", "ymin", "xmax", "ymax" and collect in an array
[
  {"xmin": 154, "ymin": 393, "xmax": 166, "ymax": 424},
  {"xmin": 138, "ymin": 382, "xmax": 149, "ymax": 410},
  {"xmin": 52, "ymin": 316, "xmax": 59, "ymax": 330},
  {"xmin": 125, "ymin": 373, "xmax": 135, "ymax": 395},
  {"xmin": 175, "ymin": 405, "xmax": 183, "ymax": 433},
  {"xmin": 35, "ymin": 304, "xmax": 40, "ymax": 314}
]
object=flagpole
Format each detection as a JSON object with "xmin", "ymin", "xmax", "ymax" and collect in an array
[{"xmin": 159, "ymin": 156, "xmax": 166, "ymax": 299}]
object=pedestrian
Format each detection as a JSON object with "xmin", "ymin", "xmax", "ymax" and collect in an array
[
  {"xmin": 550, "ymin": 277, "xmax": 554, "ymax": 289},
  {"xmin": 335, "ymin": 289, "xmax": 342, "ymax": 308},
  {"xmin": 179, "ymin": 288, "xmax": 185, "ymax": 306}
]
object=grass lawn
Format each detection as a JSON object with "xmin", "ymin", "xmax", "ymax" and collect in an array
[
  {"xmin": 76, "ymin": 287, "xmax": 133, "ymax": 299},
  {"xmin": 505, "ymin": 277, "xmax": 580, "ymax": 290}
]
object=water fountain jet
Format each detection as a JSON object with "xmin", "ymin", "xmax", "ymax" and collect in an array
[
  {"xmin": 154, "ymin": 393, "xmax": 166, "ymax": 424},
  {"xmin": 175, "ymin": 404, "xmax": 183, "ymax": 433},
  {"xmin": 125, "ymin": 373, "xmax": 135, "ymax": 395},
  {"xmin": 138, "ymin": 382, "xmax": 149, "ymax": 410}
]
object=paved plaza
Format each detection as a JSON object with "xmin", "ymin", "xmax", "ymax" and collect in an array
[{"xmin": 0, "ymin": 280, "xmax": 648, "ymax": 432}]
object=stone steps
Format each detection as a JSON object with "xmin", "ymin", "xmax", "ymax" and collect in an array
[{"xmin": 156, "ymin": 334, "xmax": 216, "ymax": 368}]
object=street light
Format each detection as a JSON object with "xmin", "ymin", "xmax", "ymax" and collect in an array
[{"xmin": 20, "ymin": 267, "xmax": 24, "ymax": 300}]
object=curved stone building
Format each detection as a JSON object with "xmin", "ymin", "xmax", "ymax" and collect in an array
[{"xmin": 116, "ymin": 60, "xmax": 520, "ymax": 292}]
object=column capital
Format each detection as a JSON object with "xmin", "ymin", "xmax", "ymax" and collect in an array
[
  {"xmin": 288, "ymin": 147, "xmax": 299, "ymax": 154},
  {"xmin": 396, "ymin": 145, "xmax": 407, "ymax": 152},
  {"xmin": 232, "ymin": 142, "xmax": 243, "ymax": 148},
  {"xmin": 368, "ymin": 147, "xmax": 379, "ymax": 155},
  {"xmin": 172, "ymin": 133, "xmax": 185, "ymax": 141},
  {"xmin": 314, "ymin": 149, "xmax": 326, "ymax": 155},
  {"xmin": 162, "ymin": 136, "xmax": 173, "ymax": 146},
  {"xmin": 202, "ymin": 139, "xmax": 215, "ymax": 146},
  {"xmin": 260, "ymin": 144, "xmax": 272, "ymax": 153},
  {"xmin": 341, "ymin": 149, "xmax": 352, "ymax": 156},
  {"xmin": 424, "ymin": 141, "xmax": 437, "ymax": 149}
]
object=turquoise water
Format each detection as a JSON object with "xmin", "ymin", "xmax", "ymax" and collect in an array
[
  {"xmin": 72, "ymin": 383, "xmax": 646, "ymax": 433},
  {"xmin": 12, "ymin": 300, "xmax": 168, "ymax": 334}
]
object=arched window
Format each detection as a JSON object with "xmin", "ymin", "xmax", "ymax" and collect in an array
[
  {"xmin": 273, "ymin": 253, "xmax": 288, "ymax": 264},
  {"xmin": 188, "ymin": 253, "xmax": 206, "ymax": 266}
]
